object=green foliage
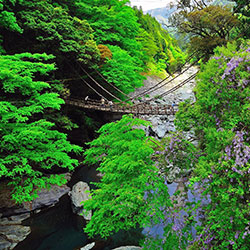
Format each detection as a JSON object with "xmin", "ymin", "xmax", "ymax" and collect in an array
[
  {"xmin": 176, "ymin": 40, "xmax": 250, "ymax": 249},
  {"xmin": 73, "ymin": 0, "xmax": 143, "ymax": 60},
  {"xmin": 17, "ymin": 0, "xmax": 100, "ymax": 63},
  {"xmin": 83, "ymin": 115, "xmax": 171, "ymax": 238},
  {"xmin": 99, "ymin": 45, "xmax": 145, "ymax": 94},
  {"xmin": 65, "ymin": 0, "xmax": 185, "ymax": 93},
  {"xmin": 230, "ymin": 0, "xmax": 250, "ymax": 37},
  {"xmin": 134, "ymin": 8, "xmax": 186, "ymax": 74},
  {"xmin": 68, "ymin": 0, "xmax": 147, "ymax": 94},
  {"xmin": 0, "ymin": 53, "xmax": 82, "ymax": 203},
  {"xmin": 1, "ymin": 0, "xmax": 185, "ymax": 102},
  {"xmin": 0, "ymin": 10, "xmax": 22, "ymax": 33},
  {"xmin": 1, "ymin": 0, "xmax": 101, "ymax": 134},
  {"xmin": 169, "ymin": 2, "xmax": 239, "ymax": 58},
  {"xmin": 0, "ymin": 0, "xmax": 23, "ymax": 33}
]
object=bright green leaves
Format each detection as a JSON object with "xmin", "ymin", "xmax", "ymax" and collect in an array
[
  {"xmin": 72, "ymin": 0, "xmax": 147, "ymax": 95},
  {"xmin": 134, "ymin": 9, "xmax": 186, "ymax": 75},
  {"xmin": 83, "ymin": 115, "xmax": 170, "ymax": 238},
  {"xmin": 75, "ymin": 0, "xmax": 140, "ymax": 48},
  {"xmin": 1, "ymin": 0, "xmax": 100, "ymax": 66},
  {"xmin": 0, "ymin": 0, "xmax": 22, "ymax": 33},
  {"xmin": 16, "ymin": 1, "xmax": 100, "ymax": 63},
  {"xmin": 72, "ymin": 0, "xmax": 185, "ymax": 95},
  {"xmin": 0, "ymin": 53, "xmax": 82, "ymax": 203},
  {"xmin": 0, "ymin": 53, "xmax": 55, "ymax": 94},
  {"xmin": 0, "ymin": 10, "xmax": 23, "ymax": 33},
  {"xmin": 100, "ymin": 45, "xmax": 145, "ymax": 94}
]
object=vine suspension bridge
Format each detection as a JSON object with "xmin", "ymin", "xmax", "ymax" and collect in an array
[{"xmin": 64, "ymin": 57, "xmax": 199, "ymax": 116}]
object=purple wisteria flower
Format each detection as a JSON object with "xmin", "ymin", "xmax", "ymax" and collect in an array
[
  {"xmin": 222, "ymin": 131, "xmax": 250, "ymax": 175},
  {"xmin": 235, "ymin": 231, "xmax": 240, "ymax": 239},
  {"xmin": 222, "ymin": 57, "xmax": 243, "ymax": 79}
]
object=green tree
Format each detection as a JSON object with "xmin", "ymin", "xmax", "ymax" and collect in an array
[
  {"xmin": 1, "ymin": 0, "xmax": 100, "ymax": 71},
  {"xmin": 70, "ymin": 0, "xmax": 147, "ymax": 94},
  {"xmin": 0, "ymin": 53, "xmax": 82, "ymax": 203},
  {"xmin": 0, "ymin": 0, "xmax": 22, "ymax": 33},
  {"xmin": 230, "ymin": 0, "xmax": 250, "ymax": 37},
  {"xmin": 0, "ymin": 0, "xmax": 23, "ymax": 53},
  {"xmin": 99, "ymin": 45, "xmax": 145, "ymax": 94},
  {"xmin": 168, "ymin": 1, "xmax": 239, "ymax": 58},
  {"xmin": 18, "ymin": 0, "xmax": 99, "ymax": 63},
  {"xmin": 83, "ymin": 115, "xmax": 171, "ymax": 238},
  {"xmin": 134, "ymin": 8, "xmax": 186, "ymax": 74}
]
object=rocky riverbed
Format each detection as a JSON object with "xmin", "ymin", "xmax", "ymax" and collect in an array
[
  {"xmin": 131, "ymin": 65, "xmax": 199, "ymax": 139},
  {"xmin": 0, "ymin": 174, "xmax": 71, "ymax": 250},
  {"xmin": 131, "ymin": 66, "xmax": 199, "ymax": 181}
]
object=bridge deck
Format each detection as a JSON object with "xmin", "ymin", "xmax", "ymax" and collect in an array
[{"xmin": 65, "ymin": 98, "xmax": 177, "ymax": 115}]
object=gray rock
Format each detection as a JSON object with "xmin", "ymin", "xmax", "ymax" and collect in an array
[
  {"xmin": 168, "ymin": 115, "xmax": 175, "ymax": 122},
  {"xmin": 81, "ymin": 242, "xmax": 95, "ymax": 250},
  {"xmin": 32, "ymin": 184, "xmax": 70, "ymax": 210},
  {"xmin": 166, "ymin": 122, "xmax": 176, "ymax": 133},
  {"xmin": 153, "ymin": 124, "xmax": 168, "ymax": 138},
  {"xmin": 0, "ymin": 237, "xmax": 12, "ymax": 250},
  {"xmin": 112, "ymin": 246, "xmax": 142, "ymax": 250},
  {"xmin": 0, "ymin": 214, "xmax": 30, "ymax": 225},
  {"xmin": 167, "ymin": 167, "xmax": 181, "ymax": 183},
  {"xmin": 0, "ymin": 225, "xmax": 30, "ymax": 241},
  {"xmin": 0, "ymin": 173, "xmax": 71, "ymax": 216},
  {"xmin": 69, "ymin": 181, "xmax": 92, "ymax": 220},
  {"xmin": 149, "ymin": 116, "xmax": 161, "ymax": 126},
  {"xmin": 0, "ymin": 221, "xmax": 30, "ymax": 250}
]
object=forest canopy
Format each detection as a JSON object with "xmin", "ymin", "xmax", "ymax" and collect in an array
[
  {"xmin": 1, "ymin": 0, "xmax": 250, "ymax": 249},
  {"xmin": 0, "ymin": 0, "xmax": 184, "ymax": 202}
]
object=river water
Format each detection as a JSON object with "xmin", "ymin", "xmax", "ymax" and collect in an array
[
  {"xmin": 13, "ymin": 166, "xmax": 144, "ymax": 250},
  {"xmin": 14, "ymin": 174, "xmax": 198, "ymax": 250}
]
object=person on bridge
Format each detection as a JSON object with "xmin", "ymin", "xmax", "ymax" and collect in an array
[
  {"xmin": 171, "ymin": 101, "xmax": 176, "ymax": 113},
  {"xmin": 108, "ymin": 100, "xmax": 113, "ymax": 110},
  {"xmin": 101, "ymin": 97, "xmax": 105, "ymax": 107}
]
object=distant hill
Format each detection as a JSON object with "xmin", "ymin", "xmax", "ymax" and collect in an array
[
  {"xmin": 146, "ymin": 7, "xmax": 176, "ymax": 26},
  {"xmin": 145, "ymin": 0, "xmax": 234, "ymax": 50},
  {"xmin": 146, "ymin": 0, "xmax": 233, "ymax": 25}
]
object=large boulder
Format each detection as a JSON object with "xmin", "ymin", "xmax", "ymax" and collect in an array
[
  {"xmin": 153, "ymin": 123, "xmax": 169, "ymax": 138},
  {"xmin": 0, "ymin": 173, "xmax": 71, "ymax": 216},
  {"xmin": 69, "ymin": 181, "xmax": 92, "ymax": 220},
  {"xmin": 31, "ymin": 184, "xmax": 70, "ymax": 210},
  {"xmin": 112, "ymin": 246, "xmax": 142, "ymax": 250},
  {"xmin": 81, "ymin": 242, "xmax": 95, "ymax": 250},
  {"xmin": 0, "ymin": 213, "xmax": 31, "ymax": 250}
]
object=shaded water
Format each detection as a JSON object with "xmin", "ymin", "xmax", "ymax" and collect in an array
[
  {"xmin": 13, "ymin": 165, "xmax": 202, "ymax": 250},
  {"xmin": 14, "ymin": 195, "xmax": 88, "ymax": 250},
  {"xmin": 14, "ymin": 166, "xmax": 144, "ymax": 250}
]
